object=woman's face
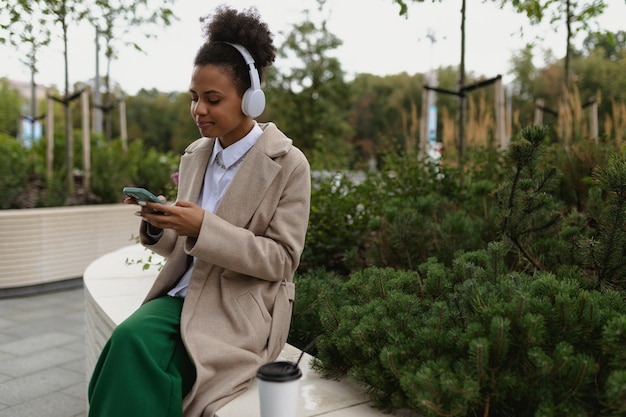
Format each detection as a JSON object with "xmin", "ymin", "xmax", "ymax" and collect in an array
[{"xmin": 189, "ymin": 64, "xmax": 252, "ymax": 147}]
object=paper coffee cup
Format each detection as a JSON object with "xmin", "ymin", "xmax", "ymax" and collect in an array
[{"xmin": 257, "ymin": 361, "xmax": 302, "ymax": 417}]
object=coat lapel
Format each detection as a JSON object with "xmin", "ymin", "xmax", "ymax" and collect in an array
[
  {"xmin": 215, "ymin": 123, "xmax": 290, "ymax": 227},
  {"xmin": 215, "ymin": 146, "xmax": 280, "ymax": 227},
  {"xmin": 178, "ymin": 137, "xmax": 214, "ymax": 203},
  {"xmin": 178, "ymin": 124, "xmax": 291, "ymax": 227}
]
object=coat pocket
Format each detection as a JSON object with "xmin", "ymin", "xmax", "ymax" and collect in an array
[
  {"xmin": 266, "ymin": 280, "xmax": 295, "ymax": 360},
  {"xmin": 235, "ymin": 291, "xmax": 271, "ymax": 353}
]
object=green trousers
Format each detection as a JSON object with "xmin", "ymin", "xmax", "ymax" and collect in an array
[{"xmin": 88, "ymin": 296, "xmax": 196, "ymax": 417}]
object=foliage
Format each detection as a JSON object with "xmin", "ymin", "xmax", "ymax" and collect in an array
[
  {"xmin": 289, "ymin": 268, "xmax": 348, "ymax": 354},
  {"xmin": 546, "ymin": 140, "xmax": 613, "ymax": 211},
  {"xmin": 0, "ymin": 129, "xmax": 178, "ymax": 208},
  {"xmin": 578, "ymin": 154, "xmax": 626, "ymax": 290},
  {"xmin": 89, "ymin": 138, "xmax": 178, "ymax": 204},
  {"xmin": 348, "ymin": 72, "xmax": 426, "ymax": 164},
  {"xmin": 495, "ymin": 125, "xmax": 565, "ymax": 271},
  {"xmin": 89, "ymin": 0, "xmax": 176, "ymax": 141},
  {"xmin": 170, "ymin": 92, "xmax": 200, "ymax": 154},
  {"xmin": 264, "ymin": 2, "xmax": 355, "ymax": 170},
  {"xmin": 312, "ymin": 247, "xmax": 626, "ymax": 416},
  {"xmin": 288, "ymin": 125, "xmax": 626, "ymax": 416},
  {"xmin": 299, "ymin": 145, "xmax": 507, "ymax": 276},
  {"xmin": 132, "ymin": 145, "xmax": 180, "ymax": 198},
  {"xmin": 0, "ymin": 134, "xmax": 32, "ymax": 208},
  {"xmin": 125, "ymin": 89, "xmax": 182, "ymax": 152},
  {"xmin": 0, "ymin": 78, "xmax": 21, "ymax": 137},
  {"xmin": 299, "ymin": 171, "xmax": 371, "ymax": 275},
  {"xmin": 583, "ymin": 30, "xmax": 626, "ymax": 61},
  {"xmin": 364, "ymin": 155, "xmax": 492, "ymax": 269},
  {"xmin": 499, "ymin": 0, "xmax": 609, "ymax": 86},
  {"xmin": 571, "ymin": 45, "xmax": 626, "ymax": 125}
]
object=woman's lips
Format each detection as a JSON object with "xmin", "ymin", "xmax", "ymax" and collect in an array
[{"xmin": 196, "ymin": 121, "xmax": 213, "ymax": 128}]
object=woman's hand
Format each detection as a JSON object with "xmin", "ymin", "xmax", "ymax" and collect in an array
[{"xmin": 139, "ymin": 200, "xmax": 204, "ymax": 237}]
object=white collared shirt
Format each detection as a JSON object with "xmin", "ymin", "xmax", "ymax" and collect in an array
[{"xmin": 167, "ymin": 122, "xmax": 263, "ymax": 297}]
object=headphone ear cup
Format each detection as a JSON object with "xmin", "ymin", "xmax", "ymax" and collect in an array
[{"xmin": 241, "ymin": 88, "xmax": 266, "ymax": 118}]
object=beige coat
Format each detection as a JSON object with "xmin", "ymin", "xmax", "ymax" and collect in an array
[{"xmin": 139, "ymin": 122, "xmax": 310, "ymax": 417}]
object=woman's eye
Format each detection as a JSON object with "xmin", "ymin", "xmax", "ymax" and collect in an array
[{"xmin": 208, "ymin": 99, "xmax": 220, "ymax": 105}]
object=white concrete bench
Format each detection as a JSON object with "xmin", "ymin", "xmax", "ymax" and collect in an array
[{"xmin": 84, "ymin": 244, "xmax": 389, "ymax": 417}]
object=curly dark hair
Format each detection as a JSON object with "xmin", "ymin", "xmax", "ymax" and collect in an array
[{"xmin": 194, "ymin": 5, "xmax": 276, "ymax": 96}]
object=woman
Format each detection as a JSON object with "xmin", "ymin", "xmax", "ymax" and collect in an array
[{"xmin": 88, "ymin": 5, "xmax": 311, "ymax": 417}]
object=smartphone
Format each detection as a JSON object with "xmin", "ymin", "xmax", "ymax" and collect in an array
[{"xmin": 122, "ymin": 187, "xmax": 165, "ymax": 204}]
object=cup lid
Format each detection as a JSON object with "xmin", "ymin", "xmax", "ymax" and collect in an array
[{"xmin": 257, "ymin": 361, "xmax": 302, "ymax": 382}]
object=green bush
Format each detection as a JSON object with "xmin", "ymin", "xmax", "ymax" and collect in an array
[
  {"xmin": 299, "ymin": 172, "xmax": 373, "ymax": 274},
  {"xmin": 289, "ymin": 268, "xmax": 348, "ymax": 353},
  {"xmin": 300, "ymin": 148, "xmax": 506, "ymax": 276},
  {"xmin": 90, "ymin": 139, "xmax": 178, "ymax": 204},
  {"xmin": 90, "ymin": 139, "xmax": 138, "ymax": 203},
  {"xmin": 132, "ymin": 146, "xmax": 179, "ymax": 199},
  {"xmin": 0, "ymin": 134, "xmax": 32, "ymax": 208},
  {"xmin": 366, "ymin": 194, "xmax": 486, "ymax": 269},
  {"xmin": 7, "ymin": 133, "xmax": 179, "ymax": 207},
  {"xmin": 313, "ymin": 247, "xmax": 626, "ymax": 416},
  {"xmin": 288, "ymin": 127, "xmax": 626, "ymax": 416}
]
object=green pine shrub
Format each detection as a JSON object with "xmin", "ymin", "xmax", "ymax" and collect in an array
[
  {"xmin": 289, "ymin": 268, "xmax": 348, "ymax": 353},
  {"xmin": 579, "ymin": 154, "xmax": 626, "ymax": 290},
  {"xmin": 295, "ymin": 126, "xmax": 626, "ymax": 416},
  {"xmin": 495, "ymin": 125, "xmax": 567, "ymax": 272},
  {"xmin": 366, "ymin": 193, "xmax": 486, "ymax": 269},
  {"xmin": 313, "ymin": 244, "xmax": 626, "ymax": 416},
  {"xmin": 547, "ymin": 140, "xmax": 614, "ymax": 212}
]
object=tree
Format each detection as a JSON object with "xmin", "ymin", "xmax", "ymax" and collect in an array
[
  {"xmin": 391, "ymin": 0, "xmax": 471, "ymax": 162},
  {"xmin": 349, "ymin": 72, "xmax": 425, "ymax": 163},
  {"xmin": 125, "ymin": 88, "xmax": 178, "ymax": 152},
  {"xmin": 265, "ymin": 0, "xmax": 355, "ymax": 170},
  {"xmin": 0, "ymin": 0, "xmax": 91, "ymax": 193},
  {"xmin": 583, "ymin": 29, "xmax": 626, "ymax": 61},
  {"xmin": 0, "ymin": 4, "xmax": 50, "ymax": 137},
  {"xmin": 90, "ymin": 0, "xmax": 176, "ymax": 140},
  {"xmin": 499, "ymin": 0, "xmax": 608, "ymax": 88},
  {"xmin": 391, "ymin": 0, "xmax": 611, "ymax": 157},
  {"xmin": 0, "ymin": 0, "xmax": 177, "ymax": 196}
]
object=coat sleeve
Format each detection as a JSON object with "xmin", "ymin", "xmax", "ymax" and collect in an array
[
  {"xmin": 184, "ymin": 152, "xmax": 310, "ymax": 282},
  {"xmin": 139, "ymin": 220, "xmax": 178, "ymax": 258}
]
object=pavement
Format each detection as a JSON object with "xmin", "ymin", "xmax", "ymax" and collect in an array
[{"xmin": 0, "ymin": 284, "xmax": 87, "ymax": 417}]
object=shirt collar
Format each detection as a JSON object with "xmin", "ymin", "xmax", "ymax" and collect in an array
[{"xmin": 210, "ymin": 122, "xmax": 263, "ymax": 169}]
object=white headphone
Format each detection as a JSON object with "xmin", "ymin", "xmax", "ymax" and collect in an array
[{"xmin": 224, "ymin": 42, "xmax": 266, "ymax": 118}]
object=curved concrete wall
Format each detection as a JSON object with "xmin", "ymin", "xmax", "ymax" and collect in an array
[
  {"xmin": 0, "ymin": 204, "xmax": 140, "ymax": 289},
  {"xmin": 84, "ymin": 244, "xmax": 161, "ymax": 379}
]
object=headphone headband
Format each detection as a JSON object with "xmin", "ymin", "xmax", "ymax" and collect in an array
[{"xmin": 224, "ymin": 42, "xmax": 259, "ymax": 85}]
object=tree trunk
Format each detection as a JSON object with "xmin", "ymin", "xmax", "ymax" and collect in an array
[
  {"xmin": 94, "ymin": 27, "xmax": 103, "ymax": 135},
  {"xmin": 457, "ymin": 0, "xmax": 467, "ymax": 164},
  {"xmin": 565, "ymin": 0, "xmax": 572, "ymax": 87},
  {"xmin": 81, "ymin": 89, "xmax": 91, "ymax": 201},
  {"xmin": 63, "ymin": 16, "xmax": 74, "ymax": 195}
]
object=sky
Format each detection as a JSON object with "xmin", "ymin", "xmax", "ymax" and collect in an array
[{"xmin": 1, "ymin": 0, "xmax": 625, "ymax": 95}]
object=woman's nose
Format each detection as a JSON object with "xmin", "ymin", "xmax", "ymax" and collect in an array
[{"xmin": 192, "ymin": 100, "xmax": 207, "ymax": 116}]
